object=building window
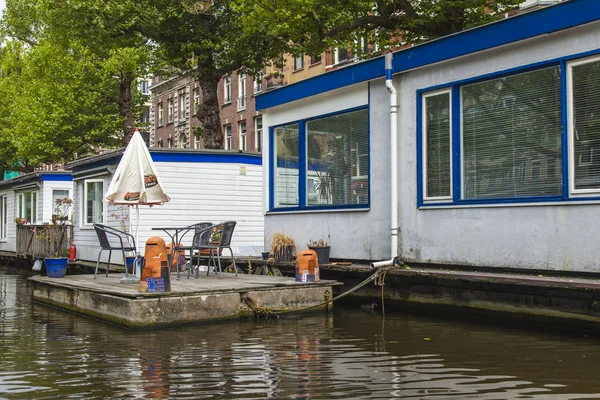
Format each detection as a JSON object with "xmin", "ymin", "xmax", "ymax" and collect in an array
[
  {"xmin": 140, "ymin": 80, "xmax": 150, "ymax": 95},
  {"xmin": 239, "ymin": 120, "xmax": 247, "ymax": 151},
  {"xmin": 193, "ymin": 87, "xmax": 200, "ymax": 115},
  {"xmin": 461, "ymin": 66, "xmax": 561, "ymax": 200},
  {"xmin": 158, "ymin": 140, "xmax": 164, "ymax": 148},
  {"xmin": 17, "ymin": 191, "xmax": 37, "ymax": 223},
  {"xmin": 83, "ymin": 180, "xmax": 103, "ymax": 225},
  {"xmin": 52, "ymin": 189, "xmax": 70, "ymax": 222},
  {"xmin": 272, "ymin": 107, "xmax": 369, "ymax": 210},
  {"xmin": 168, "ymin": 137, "xmax": 174, "ymax": 148},
  {"xmin": 179, "ymin": 92, "xmax": 186, "ymax": 120},
  {"xmin": 167, "ymin": 98, "xmax": 174, "ymax": 123},
  {"xmin": 334, "ymin": 47, "xmax": 351, "ymax": 64},
  {"xmin": 194, "ymin": 134, "xmax": 201, "ymax": 149},
  {"xmin": 254, "ymin": 74, "xmax": 263, "ymax": 93},
  {"xmin": 310, "ymin": 54, "xmax": 322, "ymax": 65},
  {"xmin": 273, "ymin": 123, "xmax": 300, "ymax": 208},
  {"xmin": 0, "ymin": 195, "xmax": 7, "ymax": 239},
  {"xmin": 569, "ymin": 55, "xmax": 600, "ymax": 194},
  {"xmin": 141, "ymin": 106, "xmax": 150, "ymax": 124},
  {"xmin": 423, "ymin": 90, "xmax": 452, "ymax": 201},
  {"xmin": 224, "ymin": 124, "xmax": 232, "ymax": 150},
  {"xmin": 294, "ymin": 54, "xmax": 304, "ymax": 71},
  {"xmin": 255, "ymin": 116, "xmax": 263, "ymax": 152},
  {"xmin": 238, "ymin": 73, "xmax": 247, "ymax": 111},
  {"xmin": 157, "ymin": 103, "xmax": 163, "ymax": 126},
  {"xmin": 224, "ymin": 76, "xmax": 231, "ymax": 103}
]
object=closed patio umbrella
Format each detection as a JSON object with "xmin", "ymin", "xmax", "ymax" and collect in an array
[{"xmin": 105, "ymin": 128, "xmax": 170, "ymax": 280}]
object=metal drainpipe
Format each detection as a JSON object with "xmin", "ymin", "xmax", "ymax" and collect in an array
[{"xmin": 385, "ymin": 53, "xmax": 399, "ymax": 261}]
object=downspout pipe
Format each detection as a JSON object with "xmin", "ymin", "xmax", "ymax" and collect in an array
[{"xmin": 385, "ymin": 53, "xmax": 399, "ymax": 263}]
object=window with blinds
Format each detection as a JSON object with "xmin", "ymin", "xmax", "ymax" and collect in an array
[
  {"xmin": 274, "ymin": 123, "xmax": 300, "ymax": 207},
  {"xmin": 424, "ymin": 91, "xmax": 452, "ymax": 200},
  {"xmin": 306, "ymin": 109, "xmax": 369, "ymax": 206},
  {"xmin": 461, "ymin": 66, "xmax": 562, "ymax": 199},
  {"xmin": 570, "ymin": 57, "xmax": 600, "ymax": 192}
]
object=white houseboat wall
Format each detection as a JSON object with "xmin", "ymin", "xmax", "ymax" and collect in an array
[
  {"xmin": 0, "ymin": 171, "xmax": 73, "ymax": 253},
  {"xmin": 67, "ymin": 149, "xmax": 264, "ymax": 264},
  {"xmin": 256, "ymin": 0, "xmax": 600, "ymax": 272}
]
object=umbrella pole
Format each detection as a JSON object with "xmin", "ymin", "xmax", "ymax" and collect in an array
[{"xmin": 135, "ymin": 204, "xmax": 141, "ymax": 279}]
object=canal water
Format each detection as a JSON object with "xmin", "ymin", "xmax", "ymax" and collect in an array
[{"xmin": 2, "ymin": 265, "xmax": 600, "ymax": 399}]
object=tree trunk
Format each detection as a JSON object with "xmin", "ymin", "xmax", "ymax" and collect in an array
[
  {"xmin": 198, "ymin": 74, "xmax": 223, "ymax": 149},
  {"xmin": 118, "ymin": 72, "xmax": 136, "ymax": 146}
]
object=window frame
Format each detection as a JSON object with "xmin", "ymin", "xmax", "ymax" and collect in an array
[
  {"xmin": 224, "ymin": 76, "xmax": 232, "ymax": 104},
  {"xmin": 269, "ymin": 105, "xmax": 370, "ymax": 212},
  {"xmin": 294, "ymin": 54, "xmax": 304, "ymax": 71},
  {"xmin": 224, "ymin": 124, "xmax": 232, "ymax": 150},
  {"xmin": 239, "ymin": 120, "xmax": 247, "ymax": 151},
  {"xmin": 254, "ymin": 74, "xmax": 263, "ymax": 93},
  {"xmin": 422, "ymin": 89, "xmax": 453, "ymax": 203},
  {"xmin": 17, "ymin": 190, "xmax": 37, "ymax": 223},
  {"xmin": 167, "ymin": 98, "xmax": 174, "ymax": 124},
  {"xmin": 0, "ymin": 195, "xmax": 7, "ymax": 240},
  {"xmin": 179, "ymin": 91, "xmax": 186, "ymax": 120},
  {"xmin": 255, "ymin": 116, "xmax": 263, "ymax": 152},
  {"xmin": 157, "ymin": 102, "xmax": 163, "ymax": 126},
  {"xmin": 82, "ymin": 179, "xmax": 104, "ymax": 226},
  {"xmin": 193, "ymin": 87, "xmax": 200, "ymax": 115},
  {"xmin": 238, "ymin": 73, "xmax": 247, "ymax": 111}
]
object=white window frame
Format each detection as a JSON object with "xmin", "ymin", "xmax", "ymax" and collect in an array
[
  {"xmin": 567, "ymin": 54, "xmax": 600, "ymax": 196},
  {"xmin": 82, "ymin": 180, "xmax": 104, "ymax": 226},
  {"xmin": 224, "ymin": 124, "xmax": 232, "ymax": 150},
  {"xmin": 239, "ymin": 120, "xmax": 247, "ymax": 151},
  {"xmin": 167, "ymin": 98, "xmax": 174, "ymax": 123},
  {"xmin": 17, "ymin": 191, "xmax": 37, "ymax": 223},
  {"xmin": 193, "ymin": 87, "xmax": 200, "ymax": 115},
  {"xmin": 294, "ymin": 54, "xmax": 304, "ymax": 70},
  {"xmin": 179, "ymin": 92, "xmax": 186, "ymax": 120},
  {"xmin": 158, "ymin": 103, "xmax": 163, "ymax": 126},
  {"xmin": 0, "ymin": 195, "xmax": 7, "ymax": 239},
  {"xmin": 224, "ymin": 76, "xmax": 232, "ymax": 103},
  {"xmin": 238, "ymin": 74, "xmax": 247, "ymax": 111},
  {"xmin": 255, "ymin": 116, "xmax": 263, "ymax": 152},
  {"xmin": 423, "ymin": 89, "xmax": 453, "ymax": 202},
  {"xmin": 254, "ymin": 74, "xmax": 263, "ymax": 93}
]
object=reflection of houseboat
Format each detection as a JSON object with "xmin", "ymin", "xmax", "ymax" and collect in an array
[
  {"xmin": 67, "ymin": 149, "xmax": 264, "ymax": 264},
  {"xmin": 0, "ymin": 171, "xmax": 73, "ymax": 254},
  {"xmin": 257, "ymin": 0, "xmax": 600, "ymax": 272}
]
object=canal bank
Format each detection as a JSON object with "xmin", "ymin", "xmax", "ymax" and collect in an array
[{"xmin": 7, "ymin": 251, "xmax": 600, "ymax": 332}]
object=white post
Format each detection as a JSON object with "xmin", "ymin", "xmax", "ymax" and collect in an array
[{"xmin": 385, "ymin": 53, "xmax": 399, "ymax": 258}]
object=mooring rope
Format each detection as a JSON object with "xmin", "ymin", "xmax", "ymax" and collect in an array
[{"xmin": 243, "ymin": 265, "xmax": 400, "ymax": 317}]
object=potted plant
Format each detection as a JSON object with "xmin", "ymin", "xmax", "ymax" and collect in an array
[
  {"xmin": 308, "ymin": 239, "xmax": 331, "ymax": 264},
  {"xmin": 270, "ymin": 232, "xmax": 296, "ymax": 262},
  {"xmin": 265, "ymin": 71, "xmax": 285, "ymax": 90},
  {"xmin": 38, "ymin": 197, "xmax": 73, "ymax": 278}
]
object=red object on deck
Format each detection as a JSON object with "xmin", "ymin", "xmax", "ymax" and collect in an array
[{"xmin": 69, "ymin": 242, "xmax": 76, "ymax": 261}]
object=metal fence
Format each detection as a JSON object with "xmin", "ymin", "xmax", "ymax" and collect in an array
[{"xmin": 16, "ymin": 224, "xmax": 73, "ymax": 258}]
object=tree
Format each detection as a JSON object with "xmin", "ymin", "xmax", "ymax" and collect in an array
[{"xmin": 1, "ymin": 0, "xmax": 155, "ymax": 167}]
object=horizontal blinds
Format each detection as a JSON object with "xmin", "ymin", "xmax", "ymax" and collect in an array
[
  {"xmin": 306, "ymin": 109, "xmax": 369, "ymax": 206},
  {"xmin": 572, "ymin": 59, "xmax": 600, "ymax": 190},
  {"xmin": 461, "ymin": 66, "xmax": 562, "ymax": 200},
  {"xmin": 424, "ymin": 92, "xmax": 451, "ymax": 199},
  {"xmin": 274, "ymin": 124, "xmax": 299, "ymax": 207}
]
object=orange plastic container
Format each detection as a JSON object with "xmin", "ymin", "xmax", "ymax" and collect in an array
[
  {"xmin": 296, "ymin": 249, "xmax": 319, "ymax": 282},
  {"xmin": 166, "ymin": 243, "xmax": 186, "ymax": 272},
  {"xmin": 141, "ymin": 236, "xmax": 169, "ymax": 284}
]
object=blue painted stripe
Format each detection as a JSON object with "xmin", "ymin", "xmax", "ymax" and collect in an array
[
  {"xmin": 256, "ymin": 0, "xmax": 600, "ymax": 110},
  {"xmin": 150, "ymin": 152, "xmax": 262, "ymax": 165},
  {"xmin": 416, "ymin": 91, "xmax": 423, "ymax": 208},
  {"xmin": 385, "ymin": 70, "xmax": 392, "ymax": 80},
  {"xmin": 40, "ymin": 173, "xmax": 72, "ymax": 182},
  {"xmin": 268, "ymin": 204, "xmax": 370, "ymax": 213}
]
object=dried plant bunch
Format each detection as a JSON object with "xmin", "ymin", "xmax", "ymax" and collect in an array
[
  {"xmin": 308, "ymin": 239, "xmax": 328, "ymax": 247},
  {"xmin": 270, "ymin": 232, "xmax": 296, "ymax": 257}
]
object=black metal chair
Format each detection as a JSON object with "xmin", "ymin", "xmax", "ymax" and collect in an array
[
  {"xmin": 192, "ymin": 221, "xmax": 237, "ymax": 279},
  {"xmin": 93, "ymin": 223, "xmax": 136, "ymax": 279},
  {"xmin": 166, "ymin": 222, "xmax": 213, "ymax": 279}
]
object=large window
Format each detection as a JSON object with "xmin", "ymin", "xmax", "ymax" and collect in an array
[
  {"xmin": 224, "ymin": 124, "xmax": 232, "ymax": 150},
  {"xmin": 272, "ymin": 107, "xmax": 369, "ymax": 210},
  {"xmin": 167, "ymin": 98, "xmax": 174, "ymax": 123},
  {"xmin": 224, "ymin": 76, "xmax": 231, "ymax": 103},
  {"xmin": 239, "ymin": 121, "xmax": 247, "ymax": 151},
  {"xmin": 462, "ymin": 66, "xmax": 562, "ymax": 200},
  {"xmin": 157, "ymin": 103, "xmax": 163, "ymax": 126},
  {"xmin": 238, "ymin": 73, "xmax": 247, "ymax": 111},
  {"xmin": 0, "ymin": 196, "xmax": 7, "ymax": 239},
  {"xmin": 423, "ymin": 90, "xmax": 452, "ymax": 200},
  {"xmin": 274, "ymin": 123, "xmax": 300, "ymax": 208},
  {"xmin": 193, "ymin": 87, "xmax": 200, "ymax": 115},
  {"xmin": 569, "ymin": 56, "xmax": 600, "ymax": 193},
  {"xmin": 179, "ymin": 92, "xmax": 186, "ymax": 120},
  {"xmin": 84, "ymin": 180, "xmax": 103, "ymax": 225}
]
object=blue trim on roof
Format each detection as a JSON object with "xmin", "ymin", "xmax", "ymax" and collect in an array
[
  {"xmin": 149, "ymin": 152, "xmax": 262, "ymax": 165},
  {"xmin": 40, "ymin": 173, "xmax": 72, "ymax": 182},
  {"xmin": 256, "ymin": 0, "xmax": 600, "ymax": 111}
]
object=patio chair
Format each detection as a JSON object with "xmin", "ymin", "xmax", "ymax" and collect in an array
[
  {"xmin": 164, "ymin": 222, "xmax": 213, "ymax": 279},
  {"xmin": 93, "ymin": 223, "xmax": 137, "ymax": 279},
  {"xmin": 192, "ymin": 221, "xmax": 237, "ymax": 279}
]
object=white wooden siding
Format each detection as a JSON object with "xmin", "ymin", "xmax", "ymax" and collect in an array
[
  {"xmin": 0, "ymin": 189, "xmax": 16, "ymax": 252},
  {"xmin": 72, "ymin": 161, "xmax": 265, "ymax": 263}
]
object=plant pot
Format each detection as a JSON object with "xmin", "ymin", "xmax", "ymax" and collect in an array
[
  {"xmin": 309, "ymin": 246, "xmax": 330, "ymax": 265},
  {"xmin": 125, "ymin": 256, "xmax": 144, "ymax": 274},
  {"xmin": 45, "ymin": 257, "xmax": 68, "ymax": 278},
  {"xmin": 274, "ymin": 245, "xmax": 294, "ymax": 263},
  {"xmin": 261, "ymin": 251, "xmax": 270, "ymax": 260}
]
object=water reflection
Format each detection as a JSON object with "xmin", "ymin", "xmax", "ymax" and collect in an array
[{"xmin": 2, "ymin": 266, "xmax": 600, "ymax": 399}]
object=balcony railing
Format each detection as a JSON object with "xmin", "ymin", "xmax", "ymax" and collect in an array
[{"xmin": 16, "ymin": 224, "xmax": 73, "ymax": 258}]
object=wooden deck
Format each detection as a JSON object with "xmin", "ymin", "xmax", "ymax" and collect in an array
[{"xmin": 29, "ymin": 273, "xmax": 339, "ymax": 329}]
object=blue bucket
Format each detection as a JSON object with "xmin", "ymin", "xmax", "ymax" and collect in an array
[
  {"xmin": 126, "ymin": 256, "xmax": 144, "ymax": 273},
  {"xmin": 45, "ymin": 258, "xmax": 68, "ymax": 278}
]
